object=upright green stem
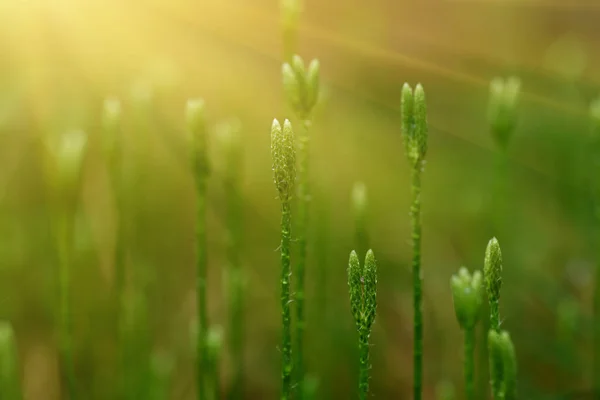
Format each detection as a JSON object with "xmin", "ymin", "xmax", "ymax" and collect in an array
[
  {"xmin": 0, "ymin": 322, "xmax": 22, "ymax": 400},
  {"xmin": 280, "ymin": 200, "xmax": 293, "ymax": 400},
  {"xmin": 57, "ymin": 212, "xmax": 76, "ymax": 400},
  {"xmin": 295, "ymin": 118, "xmax": 310, "ymax": 396},
  {"xmin": 464, "ymin": 328, "xmax": 475, "ymax": 400},
  {"xmin": 358, "ymin": 325, "xmax": 371, "ymax": 400},
  {"xmin": 593, "ymin": 278, "xmax": 600, "ymax": 387},
  {"xmin": 196, "ymin": 178, "xmax": 208, "ymax": 400},
  {"xmin": 411, "ymin": 166, "xmax": 423, "ymax": 400}
]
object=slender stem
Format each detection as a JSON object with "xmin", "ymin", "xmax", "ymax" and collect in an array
[
  {"xmin": 57, "ymin": 212, "xmax": 76, "ymax": 400},
  {"xmin": 295, "ymin": 119, "xmax": 310, "ymax": 397},
  {"xmin": 411, "ymin": 166, "xmax": 423, "ymax": 400},
  {"xmin": 592, "ymin": 265, "xmax": 600, "ymax": 391},
  {"xmin": 464, "ymin": 328, "xmax": 475, "ymax": 400},
  {"xmin": 280, "ymin": 200, "xmax": 293, "ymax": 400},
  {"xmin": 358, "ymin": 325, "xmax": 371, "ymax": 400},
  {"xmin": 226, "ymin": 166, "xmax": 243, "ymax": 400},
  {"xmin": 196, "ymin": 179, "xmax": 208, "ymax": 400},
  {"xmin": 592, "ymin": 131, "xmax": 600, "ymax": 391},
  {"xmin": 490, "ymin": 299, "xmax": 500, "ymax": 333}
]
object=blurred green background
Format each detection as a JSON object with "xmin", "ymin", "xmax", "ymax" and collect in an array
[{"xmin": 1, "ymin": 0, "xmax": 600, "ymax": 398}]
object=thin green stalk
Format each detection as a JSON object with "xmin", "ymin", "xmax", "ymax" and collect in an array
[
  {"xmin": 0, "ymin": 322, "xmax": 22, "ymax": 400},
  {"xmin": 46, "ymin": 129, "xmax": 88, "ymax": 400},
  {"xmin": 280, "ymin": 0, "xmax": 301, "ymax": 62},
  {"xmin": 102, "ymin": 98, "xmax": 128, "ymax": 400},
  {"xmin": 401, "ymin": 83, "xmax": 428, "ymax": 400},
  {"xmin": 295, "ymin": 118, "xmax": 310, "ymax": 396},
  {"xmin": 57, "ymin": 212, "xmax": 76, "ymax": 400},
  {"xmin": 352, "ymin": 182, "xmax": 368, "ymax": 257},
  {"xmin": 282, "ymin": 55, "xmax": 319, "ymax": 398},
  {"xmin": 590, "ymin": 97, "xmax": 600, "ymax": 389},
  {"xmin": 187, "ymin": 99, "xmax": 210, "ymax": 400},
  {"xmin": 206, "ymin": 326, "xmax": 223, "ymax": 400},
  {"xmin": 218, "ymin": 120, "xmax": 244, "ymax": 400},
  {"xmin": 450, "ymin": 267, "xmax": 483, "ymax": 400},
  {"xmin": 410, "ymin": 166, "xmax": 423, "ymax": 400},
  {"xmin": 464, "ymin": 328, "xmax": 475, "ymax": 400},
  {"xmin": 280, "ymin": 199, "xmax": 293, "ymax": 400},
  {"xmin": 271, "ymin": 119, "xmax": 296, "ymax": 400}
]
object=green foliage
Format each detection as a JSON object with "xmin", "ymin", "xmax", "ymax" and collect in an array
[
  {"xmin": 401, "ymin": 83, "xmax": 428, "ymax": 168},
  {"xmin": 401, "ymin": 82, "xmax": 428, "ymax": 400},
  {"xmin": 216, "ymin": 119, "xmax": 245, "ymax": 400},
  {"xmin": 435, "ymin": 381, "xmax": 455, "ymax": 400},
  {"xmin": 187, "ymin": 99, "xmax": 210, "ymax": 180},
  {"xmin": 282, "ymin": 55, "xmax": 320, "ymax": 120},
  {"xmin": 271, "ymin": 118, "xmax": 296, "ymax": 400},
  {"xmin": 487, "ymin": 76, "xmax": 521, "ymax": 149},
  {"xmin": 206, "ymin": 326, "xmax": 224, "ymax": 400},
  {"xmin": 0, "ymin": 322, "xmax": 21, "ymax": 400},
  {"xmin": 187, "ymin": 98, "xmax": 210, "ymax": 400},
  {"xmin": 484, "ymin": 237, "xmax": 503, "ymax": 332},
  {"xmin": 451, "ymin": 267, "xmax": 483, "ymax": 400},
  {"xmin": 347, "ymin": 250, "xmax": 378, "ymax": 400},
  {"xmin": 271, "ymin": 119, "xmax": 296, "ymax": 203},
  {"xmin": 351, "ymin": 182, "xmax": 369, "ymax": 256},
  {"xmin": 280, "ymin": 0, "xmax": 302, "ymax": 61},
  {"xmin": 451, "ymin": 267, "xmax": 483, "ymax": 331},
  {"xmin": 488, "ymin": 330, "xmax": 517, "ymax": 400}
]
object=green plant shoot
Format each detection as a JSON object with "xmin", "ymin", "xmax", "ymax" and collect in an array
[
  {"xmin": 280, "ymin": 0, "xmax": 302, "ymax": 62},
  {"xmin": 216, "ymin": 119, "xmax": 245, "ymax": 400},
  {"xmin": 487, "ymin": 76, "xmax": 521, "ymax": 150},
  {"xmin": 347, "ymin": 250, "xmax": 378, "ymax": 400},
  {"xmin": 271, "ymin": 118, "xmax": 296, "ymax": 400},
  {"xmin": 451, "ymin": 267, "xmax": 483, "ymax": 400},
  {"xmin": 44, "ymin": 129, "xmax": 88, "ymax": 400},
  {"xmin": 187, "ymin": 98, "xmax": 210, "ymax": 400},
  {"xmin": 401, "ymin": 83, "xmax": 428, "ymax": 400},
  {"xmin": 282, "ymin": 54, "xmax": 320, "ymax": 396},
  {"xmin": 352, "ymin": 181, "xmax": 369, "ymax": 257},
  {"xmin": 0, "ymin": 322, "xmax": 22, "ymax": 400},
  {"xmin": 488, "ymin": 330, "xmax": 517, "ymax": 400}
]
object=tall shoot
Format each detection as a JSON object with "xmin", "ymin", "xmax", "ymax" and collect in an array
[
  {"xmin": 400, "ymin": 83, "xmax": 428, "ymax": 400},
  {"xmin": 282, "ymin": 54, "xmax": 320, "ymax": 395},
  {"xmin": 271, "ymin": 119, "xmax": 297, "ymax": 400},
  {"xmin": 187, "ymin": 99, "xmax": 211, "ymax": 400}
]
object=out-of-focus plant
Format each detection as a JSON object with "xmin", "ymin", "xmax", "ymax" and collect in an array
[
  {"xmin": 0, "ymin": 321, "xmax": 21, "ymax": 400},
  {"xmin": 488, "ymin": 330, "xmax": 517, "ymax": 400},
  {"xmin": 401, "ymin": 83, "xmax": 428, "ymax": 400},
  {"xmin": 282, "ymin": 54, "xmax": 320, "ymax": 396},
  {"xmin": 280, "ymin": 0, "xmax": 302, "ymax": 62},
  {"xmin": 352, "ymin": 182, "xmax": 369, "ymax": 257},
  {"xmin": 43, "ymin": 128, "xmax": 89, "ymax": 400},
  {"xmin": 187, "ymin": 99, "xmax": 211, "ymax": 400},
  {"xmin": 451, "ymin": 267, "xmax": 484, "ymax": 400},
  {"xmin": 215, "ymin": 119, "xmax": 245, "ymax": 400}
]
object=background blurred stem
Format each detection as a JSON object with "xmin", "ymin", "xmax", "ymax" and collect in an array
[
  {"xmin": 464, "ymin": 327, "xmax": 475, "ymax": 400},
  {"xmin": 57, "ymin": 210, "xmax": 76, "ymax": 400},
  {"xmin": 0, "ymin": 321, "xmax": 22, "ymax": 400},
  {"xmin": 294, "ymin": 118, "xmax": 310, "ymax": 397}
]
